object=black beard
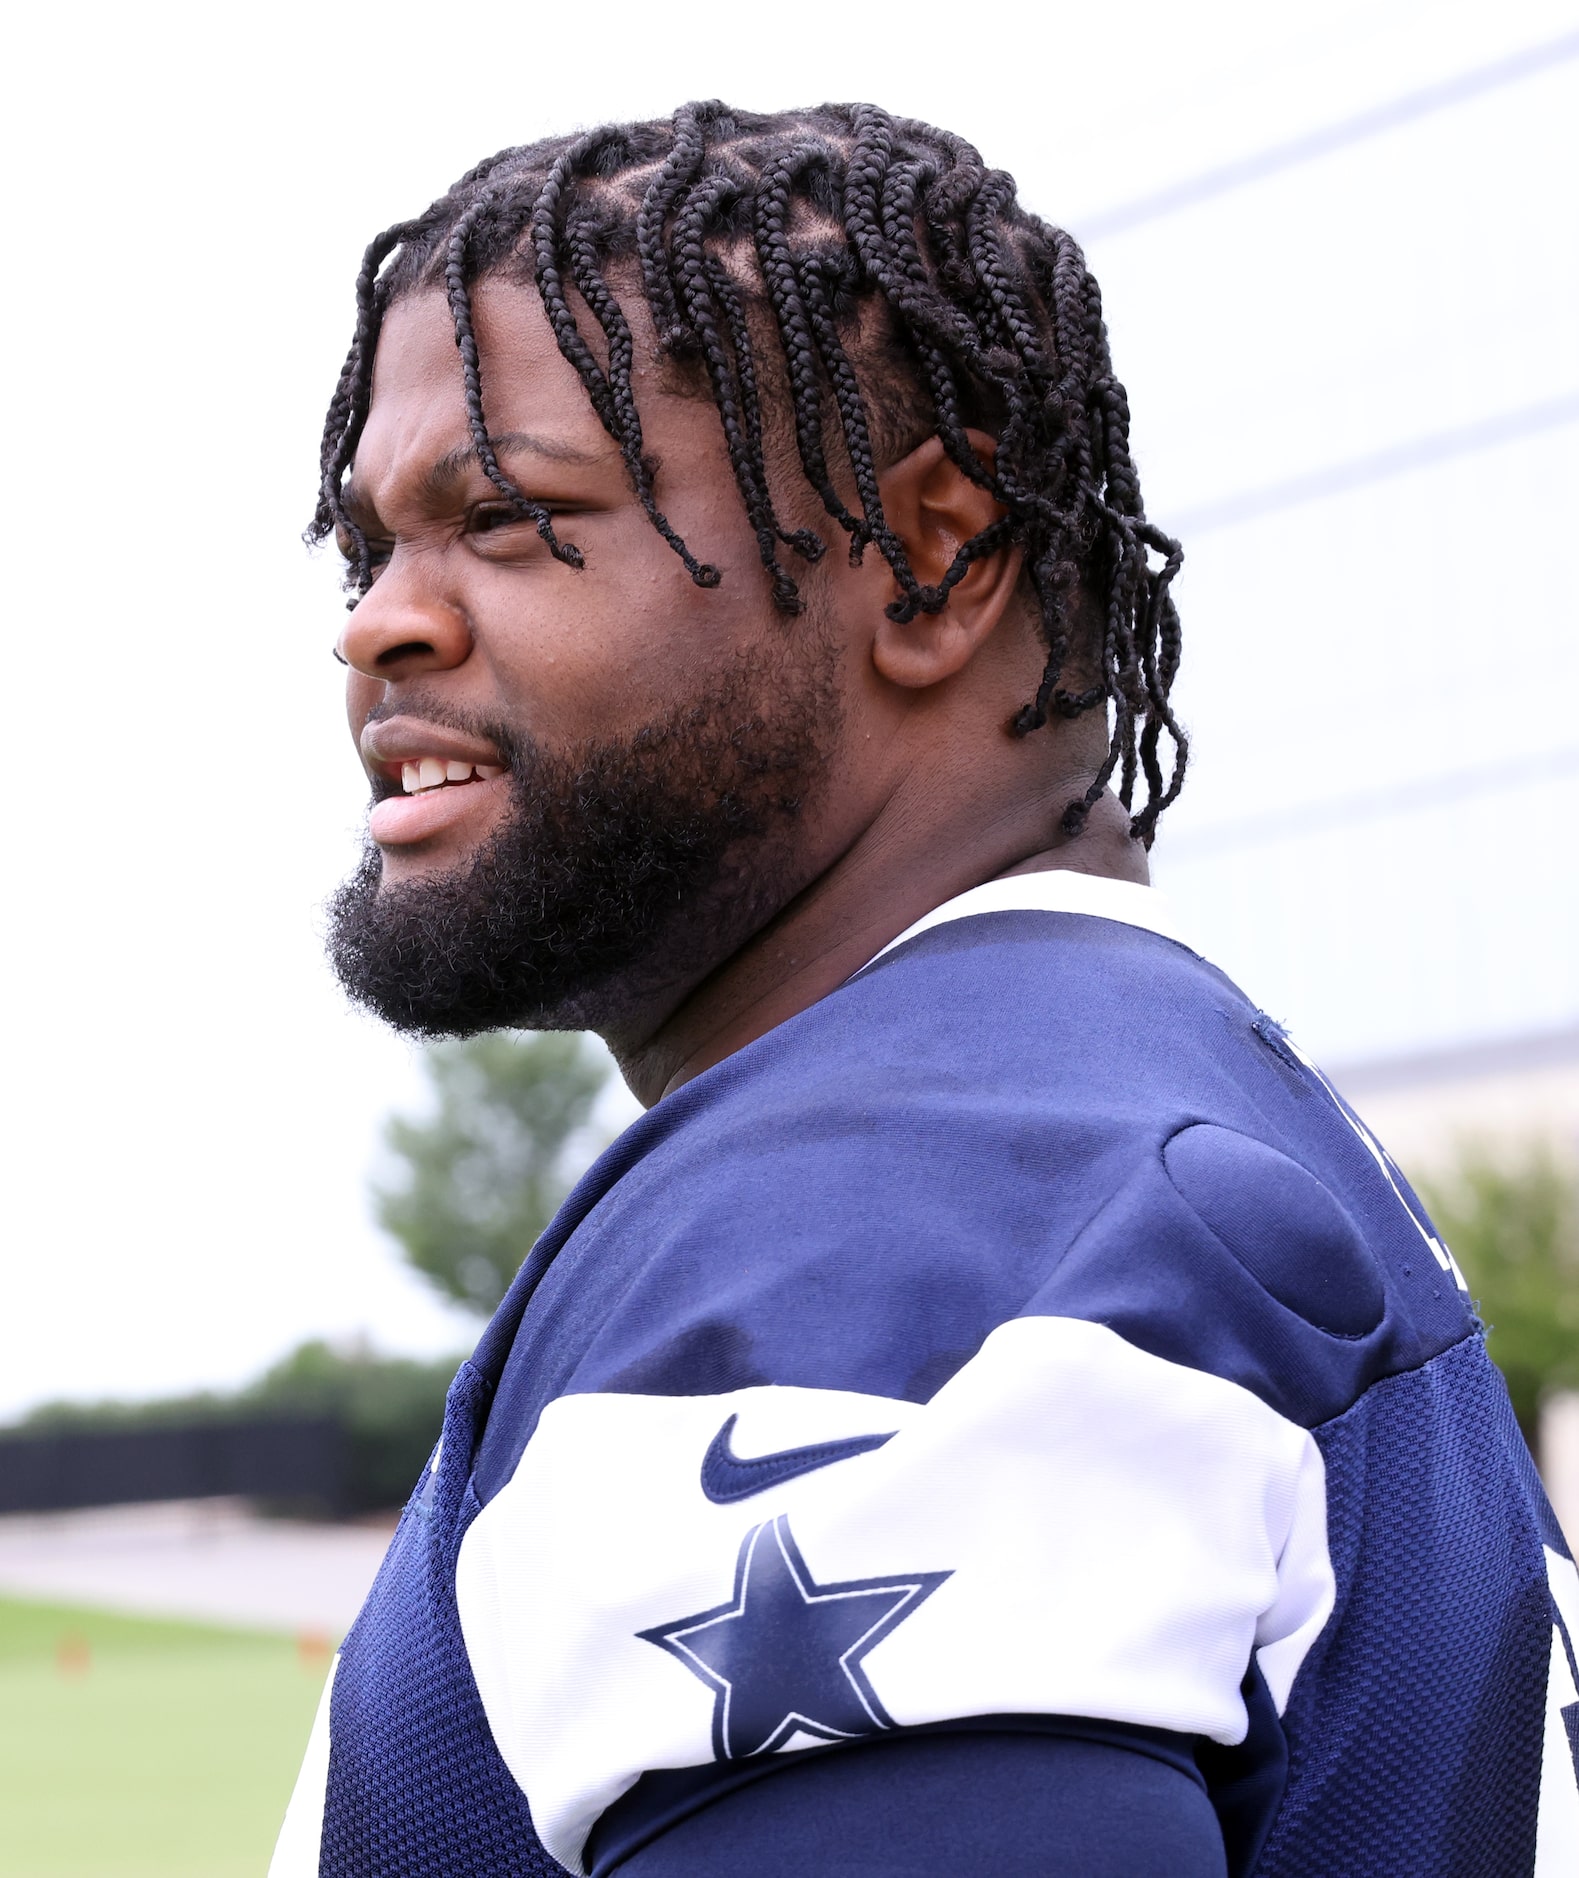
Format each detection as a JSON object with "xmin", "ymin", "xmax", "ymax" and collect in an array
[{"xmin": 325, "ymin": 641, "xmax": 840, "ymax": 1038}]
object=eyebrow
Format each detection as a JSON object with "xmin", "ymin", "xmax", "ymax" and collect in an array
[
  {"xmin": 342, "ymin": 429, "xmax": 613, "ymax": 530},
  {"xmin": 421, "ymin": 429, "xmax": 611, "ymax": 496}
]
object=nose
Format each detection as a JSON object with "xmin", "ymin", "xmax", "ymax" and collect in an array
[{"xmin": 336, "ymin": 555, "xmax": 472, "ymax": 680}]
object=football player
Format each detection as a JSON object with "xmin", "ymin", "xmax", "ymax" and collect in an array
[{"xmin": 273, "ymin": 102, "xmax": 1578, "ymax": 1876}]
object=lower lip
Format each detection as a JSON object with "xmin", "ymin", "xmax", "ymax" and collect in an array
[{"xmin": 368, "ymin": 775, "xmax": 510, "ymax": 849}]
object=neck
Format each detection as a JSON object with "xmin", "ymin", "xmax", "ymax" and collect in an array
[{"xmin": 608, "ymin": 786, "xmax": 1147, "ymax": 1108}]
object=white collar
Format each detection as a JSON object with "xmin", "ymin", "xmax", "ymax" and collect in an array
[{"xmin": 858, "ymin": 870, "xmax": 1198, "ymax": 974}]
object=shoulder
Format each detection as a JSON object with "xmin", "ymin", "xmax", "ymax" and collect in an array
[
  {"xmin": 452, "ymin": 922, "xmax": 1488, "ymax": 1873},
  {"xmin": 550, "ymin": 916, "xmax": 1467, "ymax": 1423},
  {"xmin": 527, "ymin": 919, "xmax": 1237, "ymax": 1394}
]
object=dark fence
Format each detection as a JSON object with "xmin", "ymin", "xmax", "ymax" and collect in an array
[{"xmin": 0, "ymin": 1418, "xmax": 346, "ymax": 1516}]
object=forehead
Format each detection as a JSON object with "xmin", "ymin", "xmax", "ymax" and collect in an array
[
  {"xmin": 355, "ymin": 280, "xmax": 614, "ymax": 486},
  {"xmin": 354, "ymin": 274, "xmax": 728, "ymax": 503}
]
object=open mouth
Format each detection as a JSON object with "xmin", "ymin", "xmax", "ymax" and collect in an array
[
  {"xmin": 360, "ymin": 718, "xmax": 514, "ymax": 851},
  {"xmin": 399, "ymin": 758, "xmax": 507, "ymax": 795}
]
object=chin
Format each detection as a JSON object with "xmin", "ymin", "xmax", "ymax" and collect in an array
[{"xmin": 371, "ymin": 844, "xmax": 464, "ymax": 889}]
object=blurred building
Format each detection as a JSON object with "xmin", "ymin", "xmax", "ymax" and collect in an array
[
  {"xmin": 1083, "ymin": 29, "xmax": 1578, "ymax": 1077},
  {"xmin": 1334, "ymin": 1023, "xmax": 1579, "ymax": 1176}
]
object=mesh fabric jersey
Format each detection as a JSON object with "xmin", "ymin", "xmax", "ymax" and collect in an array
[{"xmin": 270, "ymin": 877, "xmax": 1579, "ymax": 1877}]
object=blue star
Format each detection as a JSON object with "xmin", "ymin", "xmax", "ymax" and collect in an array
[{"xmin": 639, "ymin": 1516, "xmax": 950, "ymax": 1760}]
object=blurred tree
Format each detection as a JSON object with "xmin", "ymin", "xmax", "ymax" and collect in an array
[
  {"xmin": 374, "ymin": 1032, "xmax": 611, "ymax": 1316},
  {"xmin": 1419, "ymin": 1147, "xmax": 1579, "ymax": 1454},
  {"xmin": 11, "ymin": 1036, "xmax": 615, "ymax": 1512},
  {"xmin": 243, "ymin": 1339, "xmax": 459, "ymax": 1512}
]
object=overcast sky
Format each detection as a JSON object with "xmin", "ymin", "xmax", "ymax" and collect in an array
[{"xmin": 1, "ymin": 0, "xmax": 1574, "ymax": 1417}]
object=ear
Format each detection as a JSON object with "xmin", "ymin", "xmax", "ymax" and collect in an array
[{"xmin": 869, "ymin": 430, "xmax": 1023, "ymax": 691}]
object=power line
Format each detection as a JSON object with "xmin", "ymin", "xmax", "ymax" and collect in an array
[
  {"xmin": 1079, "ymin": 28, "xmax": 1579, "ymax": 240},
  {"xmin": 1168, "ymin": 392, "xmax": 1579, "ymax": 536},
  {"xmin": 1162, "ymin": 745, "xmax": 1579, "ymax": 859}
]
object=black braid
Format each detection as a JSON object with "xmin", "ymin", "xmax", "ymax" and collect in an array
[
  {"xmin": 669, "ymin": 174, "xmax": 804, "ymax": 611},
  {"xmin": 533, "ymin": 136, "xmax": 721, "ymax": 588},
  {"xmin": 445, "ymin": 195, "xmax": 583, "ymax": 571},
  {"xmin": 797, "ymin": 256, "xmax": 922, "ymax": 607},
  {"xmin": 634, "ymin": 104, "xmax": 706, "ymax": 348},
  {"xmin": 312, "ymin": 220, "xmax": 415, "ymax": 601},
  {"xmin": 563, "ymin": 216, "xmax": 721, "ymax": 588},
  {"xmin": 703, "ymin": 255, "xmax": 824, "ymax": 565},
  {"xmin": 753, "ymin": 145, "xmax": 872, "ymax": 560},
  {"xmin": 531, "ymin": 137, "xmax": 623, "ymax": 434},
  {"xmin": 311, "ymin": 101, "xmax": 1189, "ymax": 843}
]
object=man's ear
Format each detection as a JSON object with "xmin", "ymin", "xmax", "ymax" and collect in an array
[{"xmin": 869, "ymin": 430, "xmax": 1023, "ymax": 691}]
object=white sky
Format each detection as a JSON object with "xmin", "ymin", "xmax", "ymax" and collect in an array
[{"xmin": 1, "ymin": 0, "xmax": 1574, "ymax": 1416}]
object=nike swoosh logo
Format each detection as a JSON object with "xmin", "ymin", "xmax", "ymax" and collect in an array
[{"xmin": 700, "ymin": 1413, "xmax": 896, "ymax": 1505}]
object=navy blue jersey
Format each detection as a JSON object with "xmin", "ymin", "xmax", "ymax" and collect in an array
[{"xmin": 271, "ymin": 875, "xmax": 1579, "ymax": 1876}]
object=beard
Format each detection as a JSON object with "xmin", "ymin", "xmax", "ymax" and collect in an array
[{"xmin": 325, "ymin": 635, "xmax": 842, "ymax": 1039}]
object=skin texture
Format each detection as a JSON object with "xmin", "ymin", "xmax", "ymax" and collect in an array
[{"xmin": 338, "ymin": 277, "xmax": 1147, "ymax": 1107}]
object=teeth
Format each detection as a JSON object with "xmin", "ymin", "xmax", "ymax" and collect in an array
[{"xmin": 398, "ymin": 758, "xmax": 507, "ymax": 794}]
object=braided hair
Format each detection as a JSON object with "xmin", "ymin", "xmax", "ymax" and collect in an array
[{"xmin": 311, "ymin": 102, "xmax": 1187, "ymax": 843}]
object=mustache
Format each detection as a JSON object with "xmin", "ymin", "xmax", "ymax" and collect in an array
[
  {"xmin": 362, "ymin": 688, "xmax": 511, "ymax": 742},
  {"xmin": 362, "ymin": 691, "xmax": 528, "ymax": 804}
]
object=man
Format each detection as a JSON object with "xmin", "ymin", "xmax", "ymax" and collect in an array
[{"xmin": 273, "ymin": 103, "xmax": 1577, "ymax": 1875}]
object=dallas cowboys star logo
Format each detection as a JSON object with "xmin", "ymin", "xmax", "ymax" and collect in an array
[{"xmin": 639, "ymin": 1516, "xmax": 950, "ymax": 1761}]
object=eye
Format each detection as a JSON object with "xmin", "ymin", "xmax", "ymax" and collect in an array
[
  {"xmin": 470, "ymin": 502, "xmax": 537, "ymax": 536},
  {"xmin": 333, "ymin": 527, "xmax": 393, "ymax": 589}
]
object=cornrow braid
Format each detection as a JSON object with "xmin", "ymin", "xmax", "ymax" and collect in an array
[{"xmin": 310, "ymin": 101, "xmax": 1188, "ymax": 844}]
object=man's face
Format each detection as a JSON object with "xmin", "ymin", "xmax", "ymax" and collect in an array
[{"xmin": 328, "ymin": 277, "xmax": 852, "ymax": 1039}]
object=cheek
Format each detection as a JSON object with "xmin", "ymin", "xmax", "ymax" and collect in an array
[{"xmin": 476, "ymin": 551, "xmax": 784, "ymax": 741}]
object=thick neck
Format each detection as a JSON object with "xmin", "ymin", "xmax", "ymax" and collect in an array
[{"xmin": 609, "ymin": 785, "xmax": 1146, "ymax": 1108}]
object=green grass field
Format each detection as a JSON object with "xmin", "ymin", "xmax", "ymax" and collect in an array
[{"xmin": 0, "ymin": 1597, "xmax": 330, "ymax": 1878}]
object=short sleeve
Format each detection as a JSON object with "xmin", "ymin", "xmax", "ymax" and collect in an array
[{"xmin": 455, "ymin": 1313, "xmax": 1333, "ymax": 1874}]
